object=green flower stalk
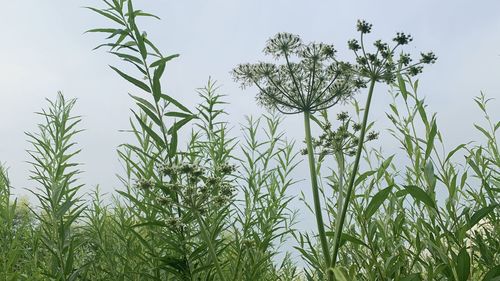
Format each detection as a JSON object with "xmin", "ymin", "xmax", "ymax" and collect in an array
[
  {"xmin": 329, "ymin": 20, "xmax": 437, "ymax": 268},
  {"xmin": 233, "ymin": 33, "xmax": 359, "ymax": 277}
]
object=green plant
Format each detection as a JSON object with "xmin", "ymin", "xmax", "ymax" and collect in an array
[
  {"xmin": 1, "ymin": 1, "xmax": 499, "ymax": 281},
  {"xmin": 27, "ymin": 93, "xmax": 85, "ymax": 280},
  {"xmin": 329, "ymin": 20, "xmax": 437, "ymax": 270},
  {"xmin": 233, "ymin": 33, "xmax": 358, "ymax": 279}
]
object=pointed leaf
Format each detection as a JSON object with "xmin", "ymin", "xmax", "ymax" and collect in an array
[
  {"xmin": 150, "ymin": 54, "xmax": 180, "ymax": 68},
  {"xmin": 397, "ymin": 185, "xmax": 436, "ymax": 209},
  {"xmin": 365, "ymin": 186, "xmax": 393, "ymax": 220},
  {"xmin": 456, "ymin": 247, "xmax": 470, "ymax": 281},
  {"xmin": 110, "ymin": 66, "xmax": 151, "ymax": 93}
]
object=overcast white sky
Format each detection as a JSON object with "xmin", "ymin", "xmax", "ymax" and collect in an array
[{"xmin": 1, "ymin": 0, "xmax": 499, "ymax": 207}]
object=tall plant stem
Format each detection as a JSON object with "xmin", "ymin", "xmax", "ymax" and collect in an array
[
  {"xmin": 330, "ymin": 79, "xmax": 376, "ymax": 267},
  {"xmin": 303, "ymin": 111, "xmax": 332, "ymax": 277}
]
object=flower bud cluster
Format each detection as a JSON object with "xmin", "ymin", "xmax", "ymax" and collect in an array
[
  {"xmin": 134, "ymin": 178, "xmax": 154, "ymax": 190},
  {"xmin": 308, "ymin": 112, "xmax": 379, "ymax": 158},
  {"xmin": 349, "ymin": 20, "xmax": 437, "ymax": 84},
  {"xmin": 155, "ymin": 161, "xmax": 239, "ymax": 213}
]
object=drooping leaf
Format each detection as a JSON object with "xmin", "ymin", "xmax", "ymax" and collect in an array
[
  {"xmin": 110, "ymin": 66, "xmax": 151, "ymax": 93},
  {"xmin": 85, "ymin": 7, "xmax": 125, "ymax": 25},
  {"xmin": 150, "ymin": 54, "xmax": 180, "ymax": 68},
  {"xmin": 445, "ymin": 144, "xmax": 466, "ymax": 163},
  {"xmin": 161, "ymin": 94, "xmax": 191, "ymax": 113},
  {"xmin": 397, "ymin": 185, "xmax": 436, "ymax": 210},
  {"xmin": 132, "ymin": 111, "xmax": 165, "ymax": 148}
]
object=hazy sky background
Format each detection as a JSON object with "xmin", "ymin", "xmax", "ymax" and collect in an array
[{"xmin": 1, "ymin": 0, "xmax": 499, "ymax": 220}]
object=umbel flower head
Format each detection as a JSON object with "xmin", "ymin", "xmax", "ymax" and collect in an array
[
  {"xmin": 349, "ymin": 20, "xmax": 437, "ymax": 83},
  {"xmin": 232, "ymin": 33, "xmax": 362, "ymax": 114}
]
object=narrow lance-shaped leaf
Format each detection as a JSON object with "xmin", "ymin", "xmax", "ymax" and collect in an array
[
  {"xmin": 110, "ymin": 66, "xmax": 151, "ymax": 93},
  {"xmin": 468, "ymin": 204, "xmax": 498, "ymax": 231},
  {"xmin": 150, "ymin": 54, "xmax": 180, "ymax": 68},
  {"xmin": 397, "ymin": 185, "xmax": 436, "ymax": 210},
  {"xmin": 168, "ymin": 123, "xmax": 178, "ymax": 158},
  {"xmin": 424, "ymin": 120, "xmax": 437, "ymax": 160},
  {"xmin": 132, "ymin": 111, "xmax": 165, "ymax": 148},
  {"xmin": 364, "ymin": 185, "xmax": 393, "ymax": 220},
  {"xmin": 161, "ymin": 94, "xmax": 192, "ymax": 113}
]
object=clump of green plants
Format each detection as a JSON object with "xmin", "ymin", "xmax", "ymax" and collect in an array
[
  {"xmin": 0, "ymin": 0, "xmax": 498, "ymax": 280},
  {"xmin": 232, "ymin": 19, "xmax": 437, "ymax": 280}
]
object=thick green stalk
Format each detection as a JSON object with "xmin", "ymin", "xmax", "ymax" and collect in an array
[
  {"xmin": 330, "ymin": 79, "xmax": 376, "ymax": 267},
  {"xmin": 303, "ymin": 111, "xmax": 332, "ymax": 275}
]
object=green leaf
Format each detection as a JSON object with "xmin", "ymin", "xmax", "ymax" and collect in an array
[
  {"xmin": 85, "ymin": 28, "xmax": 119, "ymax": 34},
  {"xmin": 135, "ymin": 11, "xmax": 161, "ymax": 20},
  {"xmin": 475, "ymin": 124, "xmax": 493, "ymax": 141},
  {"xmin": 168, "ymin": 123, "xmax": 178, "ymax": 158},
  {"xmin": 132, "ymin": 111, "xmax": 165, "ymax": 148},
  {"xmin": 445, "ymin": 144, "xmax": 466, "ymax": 163},
  {"xmin": 132, "ymin": 27, "xmax": 147, "ymax": 59},
  {"xmin": 397, "ymin": 185, "xmax": 436, "ymax": 209},
  {"xmin": 377, "ymin": 155, "xmax": 394, "ymax": 180},
  {"xmin": 456, "ymin": 247, "xmax": 470, "ymax": 281},
  {"xmin": 152, "ymin": 61, "xmax": 165, "ymax": 102},
  {"xmin": 364, "ymin": 186, "xmax": 393, "ymax": 220},
  {"xmin": 397, "ymin": 73, "xmax": 408, "ymax": 100},
  {"xmin": 417, "ymin": 100, "xmax": 429, "ymax": 128},
  {"xmin": 136, "ymin": 103, "xmax": 161, "ymax": 126},
  {"xmin": 110, "ymin": 52, "xmax": 143, "ymax": 64},
  {"xmin": 482, "ymin": 265, "xmax": 500, "ymax": 281},
  {"xmin": 110, "ymin": 66, "xmax": 151, "ymax": 93},
  {"xmin": 468, "ymin": 204, "xmax": 498, "ymax": 231},
  {"xmin": 424, "ymin": 161, "xmax": 436, "ymax": 190},
  {"xmin": 425, "ymin": 120, "xmax": 437, "ymax": 160},
  {"xmin": 161, "ymin": 94, "xmax": 191, "ymax": 113},
  {"xmin": 165, "ymin": 112, "xmax": 194, "ymax": 119},
  {"xmin": 325, "ymin": 232, "xmax": 367, "ymax": 247},
  {"xmin": 354, "ymin": 170, "xmax": 376, "ymax": 187},
  {"xmin": 167, "ymin": 116, "xmax": 194, "ymax": 135},
  {"xmin": 150, "ymin": 54, "xmax": 180, "ymax": 68},
  {"xmin": 129, "ymin": 94, "xmax": 156, "ymax": 112},
  {"xmin": 332, "ymin": 267, "xmax": 351, "ymax": 281},
  {"xmin": 400, "ymin": 273, "xmax": 422, "ymax": 281},
  {"xmin": 55, "ymin": 200, "xmax": 74, "ymax": 219},
  {"xmin": 85, "ymin": 7, "xmax": 125, "ymax": 25}
]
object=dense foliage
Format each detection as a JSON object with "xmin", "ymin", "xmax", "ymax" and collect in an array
[{"xmin": 1, "ymin": 0, "xmax": 498, "ymax": 280}]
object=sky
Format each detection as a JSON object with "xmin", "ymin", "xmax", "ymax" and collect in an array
[{"xmin": 1, "ymin": 0, "xmax": 499, "ymax": 214}]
